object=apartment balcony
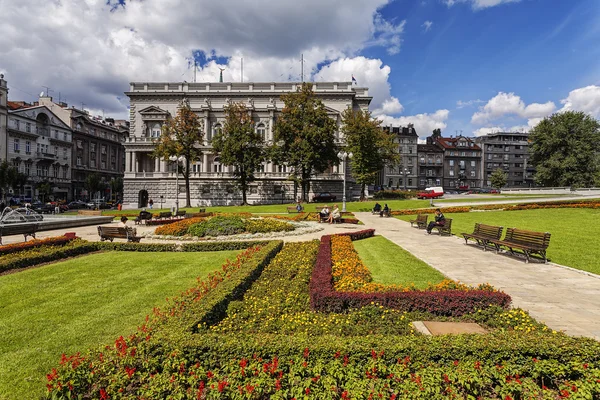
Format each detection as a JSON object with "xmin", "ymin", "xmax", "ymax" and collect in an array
[{"xmin": 36, "ymin": 152, "xmax": 58, "ymax": 161}]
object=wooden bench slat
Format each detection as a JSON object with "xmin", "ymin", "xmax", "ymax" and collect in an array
[
  {"xmin": 462, "ymin": 223, "xmax": 503, "ymax": 251},
  {"xmin": 410, "ymin": 214, "xmax": 428, "ymax": 228},
  {"xmin": 97, "ymin": 226, "xmax": 142, "ymax": 243},
  {"xmin": 431, "ymin": 218, "xmax": 452, "ymax": 235},
  {"xmin": 488, "ymin": 228, "xmax": 551, "ymax": 263}
]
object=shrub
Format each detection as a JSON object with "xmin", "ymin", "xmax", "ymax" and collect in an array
[
  {"xmin": 244, "ymin": 218, "xmax": 294, "ymax": 233},
  {"xmin": 373, "ymin": 189, "xmax": 417, "ymax": 199},
  {"xmin": 187, "ymin": 216, "xmax": 246, "ymax": 237},
  {"xmin": 180, "ymin": 240, "xmax": 272, "ymax": 252}
]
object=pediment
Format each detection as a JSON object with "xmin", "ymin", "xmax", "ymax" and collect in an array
[{"xmin": 139, "ymin": 106, "xmax": 170, "ymax": 116}]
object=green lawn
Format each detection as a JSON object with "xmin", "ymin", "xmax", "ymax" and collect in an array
[
  {"xmin": 0, "ymin": 250, "xmax": 240, "ymax": 400},
  {"xmin": 396, "ymin": 208, "xmax": 600, "ymax": 274},
  {"xmin": 352, "ymin": 235, "xmax": 446, "ymax": 288}
]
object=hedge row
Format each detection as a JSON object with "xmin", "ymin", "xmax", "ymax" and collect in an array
[
  {"xmin": 0, "ymin": 239, "xmax": 277, "ymax": 274},
  {"xmin": 310, "ymin": 233, "xmax": 511, "ymax": 315},
  {"xmin": 0, "ymin": 235, "xmax": 75, "ymax": 256}
]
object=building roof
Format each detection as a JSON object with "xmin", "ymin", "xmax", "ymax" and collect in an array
[
  {"xmin": 417, "ymin": 143, "xmax": 443, "ymax": 153},
  {"xmin": 382, "ymin": 125, "xmax": 418, "ymax": 137},
  {"xmin": 436, "ymin": 136, "xmax": 481, "ymax": 150},
  {"xmin": 7, "ymin": 101, "xmax": 33, "ymax": 110}
]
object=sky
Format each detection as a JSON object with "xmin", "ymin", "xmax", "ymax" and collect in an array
[{"xmin": 1, "ymin": 0, "xmax": 599, "ymax": 140}]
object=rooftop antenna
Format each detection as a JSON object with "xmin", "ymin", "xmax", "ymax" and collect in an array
[{"xmin": 41, "ymin": 86, "xmax": 52, "ymax": 97}]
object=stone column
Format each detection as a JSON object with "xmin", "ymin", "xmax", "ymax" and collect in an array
[
  {"xmin": 154, "ymin": 157, "xmax": 160, "ymax": 173},
  {"xmin": 125, "ymin": 151, "xmax": 131, "ymax": 172},
  {"xmin": 204, "ymin": 116, "xmax": 209, "ymax": 145},
  {"xmin": 133, "ymin": 152, "xmax": 138, "ymax": 173},
  {"xmin": 203, "ymin": 153, "xmax": 208, "ymax": 173}
]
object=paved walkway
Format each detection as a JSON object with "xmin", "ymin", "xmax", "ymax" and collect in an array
[{"xmin": 354, "ymin": 212, "xmax": 600, "ymax": 340}]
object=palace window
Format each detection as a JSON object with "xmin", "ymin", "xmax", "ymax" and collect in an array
[
  {"xmin": 13, "ymin": 138, "xmax": 19, "ymax": 152},
  {"xmin": 151, "ymin": 123, "xmax": 161, "ymax": 138}
]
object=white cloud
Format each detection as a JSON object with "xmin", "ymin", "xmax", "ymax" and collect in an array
[
  {"xmin": 471, "ymin": 92, "xmax": 556, "ymax": 125},
  {"xmin": 456, "ymin": 99, "xmax": 484, "ymax": 109},
  {"xmin": 443, "ymin": 0, "xmax": 521, "ymax": 10},
  {"xmin": 422, "ymin": 21, "xmax": 433, "ymax": 32},
  {"xmin": 314, "ymin": 56, "xmax": 401, "ymax": 113},
  {"xmin": 377, "ymin": 109, "xmax": 450, "ymax": 138},
  {"xmin": 559, "ymin": 85, "xmax": 600, "ymax": 118},
  {"xmin": 0, "ymin": 0, "xmax": 406, "ymax": 119}
]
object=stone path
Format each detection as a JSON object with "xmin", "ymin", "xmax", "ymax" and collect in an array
[{"xmin": 354, "ymin": 212, "xmax": 600, "ymax": 340}]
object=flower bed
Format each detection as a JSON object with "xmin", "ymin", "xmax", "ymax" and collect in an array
[
  {"xmin": 0, "ymin": 235, "xmax": 75, "ymax": 256},
  {"xmin": 310, "ymin": 233, "xmax": 511, "ymax": 315},
  {"xmin": 45, "ymin": 238, "xmax": 600, "ymax": 399},
  {"xmin": 155, "ymin": 216, "xmax": 295, "ymax": 238}
]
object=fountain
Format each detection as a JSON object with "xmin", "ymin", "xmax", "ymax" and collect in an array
[{"xmin": 0, "ymin": 207, "xmax": 44, "ymax": 224}]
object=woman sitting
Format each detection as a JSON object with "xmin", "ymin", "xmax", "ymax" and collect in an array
[{"xmin": 327, "ymin": 204, "xmax": 341, "ymax": 224}]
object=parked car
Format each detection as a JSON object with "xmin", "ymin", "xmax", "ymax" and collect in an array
[
  {"xmin": 68, "ymin": 200, "xmax": 87, "ymax": 209},
  {"xmin": 416, "ymin": 186, "xmax": 444, "ymax": 200},
  {"xmin": 312, "ymin": 192, "xmax": 337, "ymax": 203},
  {"xmin": 32, "ymin": 202, "xmax": 55, "ymax": 214}
]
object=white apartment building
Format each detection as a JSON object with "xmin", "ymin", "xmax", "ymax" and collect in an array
[{"xmin": 124, "ymin": 81, "xmax": 371, "ymax": 208}]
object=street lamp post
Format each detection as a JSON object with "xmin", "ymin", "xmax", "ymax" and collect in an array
[
  {"xmin": 169, "ymin": 155, "xmax": 184, "ymax": 213},
  {"xmin": 403, "ymin": 168, "xmax": 408, "ymax": 191},
  {"xmin": 337, "ymin": 151, "xmax": 353, "ymax": 212}
]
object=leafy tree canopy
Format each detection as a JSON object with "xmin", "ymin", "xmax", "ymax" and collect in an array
[
  {"xmin": 529, "ymin": 111, "xmax": 600, "ymax": 188},
  {"xmin": 490, "ymin": 168, "xmax": 507, "ymax": 189},
  {"xmin": 272, "ymin": 83, "xmax": 338, "ymax": 201},
  {"xmin": 341, "ymin": 108, "xmax": 400, "ymax": 199},
  {"xmin": 212, "ymin": 102, "xmax": 265, "ymax": 204}
]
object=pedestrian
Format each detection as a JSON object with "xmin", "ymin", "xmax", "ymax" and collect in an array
[
  {"xmin": 148, "ymin": 198, "xmax": 154, "ymax": 209},
  {"xmin": 426, "ymin": 208, "xmax": 446, "ymax": 234}
]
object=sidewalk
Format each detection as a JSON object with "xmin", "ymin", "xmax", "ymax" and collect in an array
[{"xmin": 354, "ymin": 212, "xmax": 600, "ymax": 340}]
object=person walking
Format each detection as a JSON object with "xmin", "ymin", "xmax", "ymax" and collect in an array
[
  {"xmin": 148, "ymin": 198, "xmax": 154, "ymax": 209},
  {"xmin": 426, "ymin": 208, "xmax": 446, "ymax": 234}
]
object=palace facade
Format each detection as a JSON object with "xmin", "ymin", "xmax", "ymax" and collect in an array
[{"xmin": 123, "ymin": 81, "xmax": 371, "ymax": 208}]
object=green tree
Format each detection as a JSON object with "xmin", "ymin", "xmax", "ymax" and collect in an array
[
  {"xmin": 490, "ymin": 168, "xmax": 507, "ymax": 189},
  {"xmin": 153, "ymin": 99, "xmax": 204, "ymax": 207},
  {"xmin": 341, "ymin": 108, "xmax": 400, "ymax": 200},
  {"xmin": 0, "ymin": 161, "xmax": 26, "ymax": 201},
  {"xmin": 37, "ymin": 181, "xmax": 53, "ymax": 203},
  {"xmin": 109, "ymin": 177, "xmax": 124, "ymax": 202},
  {"xmin": 85, "ymin": 173, "xmax": 106, "ymax": 202},
  {"xmin": 272, "ymin": 83, "xmax": 338, "ymax": 201},
  {"xmin": 529, "ymin": 111, "xmax": 600, "ymax": 187},
  {"xmin": 212, "ymin": 103, "xmax": 265, "ymax": 205}
]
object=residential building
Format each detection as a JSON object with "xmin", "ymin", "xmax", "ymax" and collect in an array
[
  {"xmin": 123, "ymin": 81, "xmax": 371, "ymax": 208},
  {"xmin": 380, "ymin": 125, "xmax": 419, "ymax": 190},
  {"xmin": 6, "ymin": 101, "xmax": 73, "ymax": 200},
  {"xmin": 38, "ymin": 96, "xmax": 129, "ymax": 201},
  {"xmin": 435, "ymin": 135, "xmax": 482, "ymax": 190},
  {"xmin": 475, "ymin": 131, "xmax": 535, "ymax": 188},
  {"xmin": 417, "ymin": 143, "xmax": 444, "ymax": 189},
  {"xmin": 0, "ymin": 74, "xmax": 7, "ymax": 161}
]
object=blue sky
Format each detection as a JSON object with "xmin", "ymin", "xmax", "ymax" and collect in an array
[{"xmin": 1, "ymin": 0, "xmax": 599, "ymax": 139}]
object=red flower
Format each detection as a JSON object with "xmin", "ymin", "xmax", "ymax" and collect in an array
[
  {"xmin": 305, "ymin": 387, "xmax": 310, "ymax": 395},
  {"xmin": 100, "ymin": 388, "xmax": 108, "ymax": 400}
]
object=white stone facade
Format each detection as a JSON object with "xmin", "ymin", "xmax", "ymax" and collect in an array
[
  {"xmin": 0, "ymin": 74, "xmax": 8, "ymax": 161},
  {"xmin": 124, "ymin": 81, "xmax": 371, "ymax": 208}
]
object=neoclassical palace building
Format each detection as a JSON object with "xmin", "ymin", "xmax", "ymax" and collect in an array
[{"xmin": 123, "ymin": 81, "xmax": 371, "ymax": 208}]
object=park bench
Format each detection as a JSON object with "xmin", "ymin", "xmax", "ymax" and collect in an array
[
  {"xmin": 431, "ymin": 218, "xmax": 452, "ymax": 236},
  {"xmin": 0, "ymin": 223, "xmax": 37, "ymax": 245},
  {"xmin": 97, "ymin": 226, "xmax": 142, "ymax": 243},
  {"xmin": 175, "ymin": 210, "xmax": 186, "ymax": 218},
  {"xmin": 158, "ymin": 211, "xmax": 173, "ymax": 219},
  {"xmin": 488, "ymin": 228, "xmax": 551, "ymax": 263},
  {"xmin": 462, "ymin": 223, "xmax": 504, "ymax": 251},
  {"xmin": 287, "ymin": 206, "xmax": 304, "ymax": 213},
  {"xmin": 315, "ymin": 206, "xmax": 329, "ymax": 222},
  {"xmin": 410, "ymin": 214, "xmax": 428, "ymax": 229},
  {"xmin": 134, "ymin": 211, "xmax": 153, "ymax": 225}
]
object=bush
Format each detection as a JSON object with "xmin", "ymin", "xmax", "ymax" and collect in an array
[
  {"xmin": 373, "ymin": 189, "xmax": 416, "ymax": 199},
  {"xmin": 187, "ymin": 216, "xmax": 246, "ymax": 237},
  {"xmin": 180, "ymin": 240, "xmax": 272, "ymax": 252},
  {"xmin": 244, "ymin": 218, "xmax": 294, "ymax": 233}
]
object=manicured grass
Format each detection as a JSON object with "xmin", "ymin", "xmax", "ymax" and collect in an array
[
  {"xmin": 396, "ymin": 208, "xmax": 600, "ymax": 274},
  {"xmin": 0, "ymin": 250, "xmax": 240, "ymax": 399},
  {"xmin": 352, "ymin": 235, "xmax": 446, "ymax": 288},
  {"xmin": 436, "ymin": 194, "xmax": 571, "ymax": 203}
]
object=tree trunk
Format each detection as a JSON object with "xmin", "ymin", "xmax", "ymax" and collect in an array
[
  {"xmin": 240, "ymin": 172, "xmax": 248, "ymax": 205},
  {"xmin": 184, "ymin": 159, "xmax": 191, "ymax": 208},
  {"xmin": 360, "ymin": 183, "xmax": 366, "ymax": 201}
]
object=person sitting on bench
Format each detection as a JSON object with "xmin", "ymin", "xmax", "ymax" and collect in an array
[
  {"xmin": 319, "ymin": 205, "xmax": 330, "ymax": 222},
  {"xmin": 380, "ymin": 203, "xmax": 389, "ymax": 217},
  {"xmin": 120, "ymin": 216, "xmax": 129, "ymax": 227},
  {"xmin": 327, "ymin": 204, "xmax": 341, "ymax": 224},
  {"xmin": 426, "ymin": 209, "xmax": 446, "ymax": 234},
  {"xmin": 373, "ymin": 202, "xmax": 382, "ymax": 213}
]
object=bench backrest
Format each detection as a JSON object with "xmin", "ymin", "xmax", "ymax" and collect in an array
[
  {"xmin": 473, "ymin": 223, "xmax": 503, "ymax": 239},
  {"xmin": 441, "ymin": 218, "xmax": 452, "ymax": 229},
  {"xmin": 417, "ymin": 214, "xmax": 428, "ymax": 222},
  {"xmin": 159, "ymin": 212, "xmax": 172, "ymax": 218},
  {"xmin": 98, "ymin": 226, "xmax": 130, "ymax": 237},
  {"xmin": 0, "ymin": 223, "xmax": 37, "ymax": 235},
  {"xmin": 176, "ymin": 211, "xmax": 186, "ymax": 217},
  {"xmin": 504, "ymin": 228, "xmax": 551, "ymax": 249},
  {"xmin": 139, "ymin": 211, "xmax": 152, "ymax": 219}
]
